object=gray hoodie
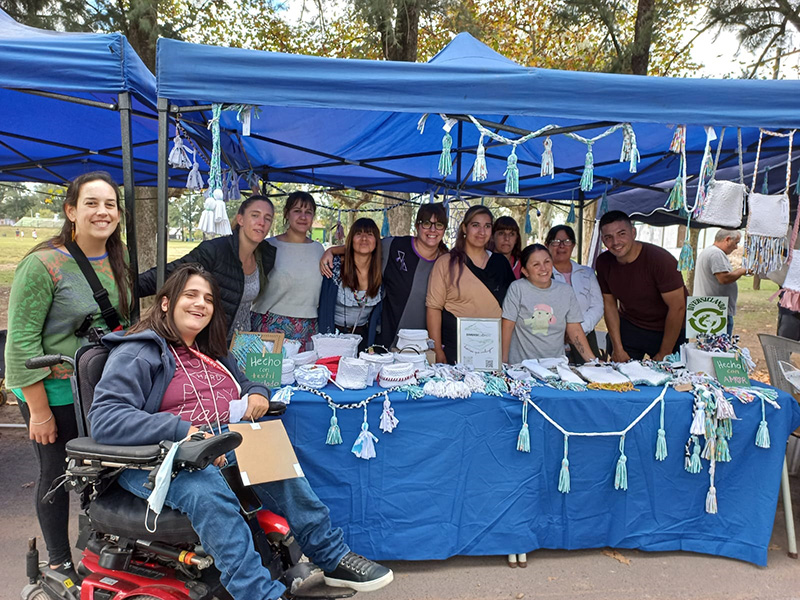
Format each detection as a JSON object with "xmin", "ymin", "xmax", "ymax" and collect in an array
[{"xmin": 88, "ymin": 329, "xmax": 270, "ymax": 446}]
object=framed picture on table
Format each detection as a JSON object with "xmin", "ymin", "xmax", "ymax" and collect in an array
[{"xmin": 456, "ymin": 317, "xmax": 502, "ymax": 371}]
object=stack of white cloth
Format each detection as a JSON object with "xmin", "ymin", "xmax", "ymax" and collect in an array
[{"xmin": 576, "ymin": 365, "xmax": 631, "ymax": 385}]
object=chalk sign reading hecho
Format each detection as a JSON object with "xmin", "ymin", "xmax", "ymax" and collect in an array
[
  {"xmin": 245, "ymin": 353, "xmax": 283, "ymax": 388},
  {"xmin": 712, "ymin": 356, "xmax": 750, "ymax": 387}
]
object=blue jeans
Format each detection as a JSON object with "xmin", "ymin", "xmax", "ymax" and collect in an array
[
  {"xmin": 727, "ymin": 316, "xmax": 734, "ymax": 337},
  {"xmin": 118, "ymin": 464, "xmax": 349, "ymax": 600}
]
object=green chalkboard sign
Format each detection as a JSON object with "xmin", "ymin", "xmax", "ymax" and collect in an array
[
  {"xmin": 245, "ymin": 352, "xmax": 283, "ymax": 388},
  {"xmin": 712, "ymin": 356, "xmax": 751, "ymax": 387}
]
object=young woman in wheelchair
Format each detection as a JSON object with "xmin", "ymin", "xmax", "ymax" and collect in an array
[
  {"xmin": 6, "ymin": 171, "xmax": 133, "ymax": 585},
  {"xmin": 88, "ymin": 264, "xmax": 393, "ymax": 600}
]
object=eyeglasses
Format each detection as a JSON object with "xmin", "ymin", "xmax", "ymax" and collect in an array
[
  {"xmin": 419, "ymin": 220, "xmax": 445, "ymax": 231},
  {"xmin": 548, "ymin": 239, "xmax": 575, "ymax": 247},
  {"xmin": 496, "ymin": 231, "xmax": 517, "ymax": 238}
]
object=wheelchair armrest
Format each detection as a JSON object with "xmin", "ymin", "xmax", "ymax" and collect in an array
[
  {"xmin": 66, "ymin": 437, "xmax": 163, "ymax": 465},
  {"xmin": 172, "ymin": 431, "xmax": 242, "ymax": 471}
]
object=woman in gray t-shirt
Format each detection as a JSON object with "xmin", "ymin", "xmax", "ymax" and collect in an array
[{"xmin": 502, "ymin": 244, "xmax": 596, "ymax": 364}]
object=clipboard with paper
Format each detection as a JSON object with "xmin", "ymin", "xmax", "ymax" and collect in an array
[{"xmin": 229, "ymin": 421, "xmax": 304, "ymax": 486}]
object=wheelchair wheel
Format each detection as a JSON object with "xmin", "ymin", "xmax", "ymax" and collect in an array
[{"xmin": 20, "ymin": 585, "xmax": 49, "ymax": 600}]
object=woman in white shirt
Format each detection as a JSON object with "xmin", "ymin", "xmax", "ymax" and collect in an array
[
  {"xmin": 545, "ymin": 225, "xmax": 603, "ymax": 362},
  {"xmin": 251, "ymin": 191, "xmax": 324, "ymax": 350}
]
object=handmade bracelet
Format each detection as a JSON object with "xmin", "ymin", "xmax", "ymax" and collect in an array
[{"xmin": 30, "ymin": 413, "xmax": 54, "ymax": 426}]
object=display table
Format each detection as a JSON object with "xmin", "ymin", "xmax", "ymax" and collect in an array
[{"xmin": 279, "ymin": 384, "xmax": 800, "ymax": 566}]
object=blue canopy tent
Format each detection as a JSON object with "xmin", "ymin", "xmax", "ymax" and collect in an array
[
  {"xmin": 0, "ymin": 8, "xmax": 212, "ymax": 290},
  {"xmin": 155, "ymin": 32, "xmax": 800, "ymax": 278}
]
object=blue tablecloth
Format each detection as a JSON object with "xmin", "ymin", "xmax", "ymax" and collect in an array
[{"xmin": 279, "ymin": 384, "xmax": 800, "ymax": 566}]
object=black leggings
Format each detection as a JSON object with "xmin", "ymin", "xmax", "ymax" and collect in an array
[{"xmin": 18, "ymin": 402, "xmax": 79, "ymax": 566}]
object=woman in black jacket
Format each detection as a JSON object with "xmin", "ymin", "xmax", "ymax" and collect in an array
[{"xmin": 138, "ymin": 195, "xmax": 276, "ymax": 337}]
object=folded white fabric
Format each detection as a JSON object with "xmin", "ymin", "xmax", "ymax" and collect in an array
[
  {"xmin": 556, "ymin": 364, "xmax": 585, "ymax": 384},
  {"xmin": 292, "ymin": 350, "xmax": 318, "ymax": 366},
  {"xmin": 616, "ymin": 361, "xmax": 671, "ymax": 386},
  {"xmin": 228, "ymin": 397, "xmax": 249, "ymax": 424},
  {"xmin": 506, "ymin": 368, "xmax": 533, "ymax": 382},
  {"xmin": 281, "ymin": 358, "xmax": 296, "ymax": 386},
  {"xmin": 538, "ymin": 356, "xmax": 569, "ymax": 369},
  {"xmin": 576, "ymin": 365, "xmax": 631, "ymax": 385},
  {"xmin": 521, "ymin": 359, "xmax": 558, "ymax": 381}
]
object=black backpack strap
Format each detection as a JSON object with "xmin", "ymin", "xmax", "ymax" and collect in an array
[{"xmin": 64, "ymin": 241, "xmax": 122, "ymax": 332}]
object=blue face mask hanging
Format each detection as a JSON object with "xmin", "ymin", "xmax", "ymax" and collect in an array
[{"xmin": 145, "ymin": 438, "xmax": 186, "ymax": 533}]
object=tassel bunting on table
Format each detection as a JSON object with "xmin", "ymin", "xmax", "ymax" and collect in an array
[
  {"xmin": 524, "ymin": 200, "xmax": 533, "ymax": 235},
  {"xmin": 756, "ymin": 396, "xmax": 771, "ymax": 448},
  {"xmin": 580, "ymin": 143, "xmax": 594, "ymax": 192},
  {"xmin": 558, "ymin": 435, "xmax": 570, "ymax": 494},
  {"xmin": 326, "ymin": 413, "xmax": 343, "ymax": 445},
  {"xmin": 379, "ymin": 395, "xmax": 399, "ymax": 433},
  {"xmin": 351, "ymin": 411, "xmax": 378, "ymax": 460},
  {"xmin": 705, "ymin": 463, "xmax": 718, "ymax": 514},
  {"xmin": 540, "ymin": 136, "xmax": 554, "ymax": 178},
  {"xmin": 689, "ymin": 401, "xmax": 706, "ymax": 435},
  {"xmin": 566, "ymin": 202, "xmax": 576, "ymax": 224},
  {"xmin": 168, "ymin": 133, "xmax": 192, "ymax": 169},
  {"xmin": 472, "ymin": 134, "xmax": 488, "ymax": 182},
  {"xmin": 715, "ymin": 426, "xmax": 731, "ymax": 462},
  {"xmin": 439, "ymin": 132, "xmax": 453, "ymax": 177},
  {"xmin": 686, "ymin": 436, "xmax": 703, "ymax": 473},
  {"xmin": 614, "ymin": 436, "xmax": 628, "ymax": 491},
  {"xmin": 484, "ymin": 374, "xmax": 509, "ymax": 396},
  {"xmin": 381, "ymin": 210, "xmax": 390, "ymax": 237},
  {"xmin": 516, "ymin": 400, "xmax": 530, "ymax": 453},
  {"xmin": 655, "ymin": 393, "xmax": 667, "ymax": 461},
  {"xmin": 505, "ymin": 146, "xmax": 519, "ymax": 195},
  {"xmin": 396, "ymin": 384, "xmax": 424, "ymax": 400}
]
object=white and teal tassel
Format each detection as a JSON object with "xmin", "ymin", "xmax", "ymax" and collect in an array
[
  {"xmin": 472, "ymin": 134, "xmax": 488, "ymax": 182},
  {"xmin": 351, "ymin": 408, "xmax": 378, "ymax": 460},
  {"xmin": 580, "ymin": 142, "xmax": 594, "ymax": 192},
  {"xmin": 566, "ymin": 202, "xmax": 576, "ymax": 224},
  {"xmin": 326, "ymin": 408, "xmax": 343, "ymax": 445},
  {"xmin": 505, "ymin": 146, "xmax": 519, "ymax": 194},
  {"xmin": 715, "ymin": 426, "xmax": 731, "ymax": 462},
  {"xmin": 614, "ymin": 435, "xmax": 628, "ymax": 491},
  {"xmin": 705, "ymin": 464, "xmax": 718, "ymax": 514},
  {"xmin": 516, "ymin": 400, "xmax": 530, "ymax": 453},
  {"xmin": 379, "ymin": 394, "xmax": 399, "ymax": 433},
  {"xmin": 620, "ymin": 124, "xmax": 640, "ymax": 173},
  {"xmin": 540, "ymin": 136, "xmax": 554, "ymax": 178},
  {"xmin": 558, "ymin": 434, "xmax": 570, "ymax": 493},
  {"xmin": 655, "ymin": 392, "xmax": 667, "ymax": 461},
  {"xmin": 678, "ymin": 218, "xmax": 694, "ymax": 272},
  {"xmin": 755, "ymin": 396, "xmax": 770, "ymax": 448},
  {"xmin": 439, "ymin": 132, "xmax": 453, "ymax": 177},
  {"xmin": 686, "ymin": 436, "xmax": 703, "ymax": 473}
]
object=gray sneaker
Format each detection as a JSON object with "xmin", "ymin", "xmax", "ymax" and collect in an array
[{"xmin": 323, "ymin": 552, "xmax": 393, "ymax": 592}]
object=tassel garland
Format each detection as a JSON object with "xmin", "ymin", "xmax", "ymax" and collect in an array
[
  {"xmin": 439, "ymin": 132, "xmax": 453, "ymax": 177},
  {"xmin": 505, "ymin": 146, "xmax": 519, "ymax": 194},
  {"xmin": 715, "ymin": 426, "xmax": 731, "ymax": 462},
  {"xmin": 580, "ymin": 143, "xmax": 594, "ymax": 191},
  {"xmin": 689, "ymin": 401, "xmax": 706, "ymax": 435},
  {"xmin": 614, "ymin": 436, "xmax": 628, "ymax": 491},
  {"xmin": 472, "ymin": 134, "xmax": 487, "ymax": 181},
  {"xmin": 517, "ymin": 400, "xmax": 530, "ymax": 453},
  {"xmin": 540, "ymin": 136, "xmax": 554, "ymax": 178},
  {"xmin": 326, "ymin": 413, "xmax": 343, "ymax": 445},
  {"xmin": 755, "ymin": 396, "xmax": 770, "ymax": 448},
  {"xmin": 620, "ymin": 124, "xmax": 640, "ymax": 173},
  {"xmin": 600, "ymin": 191, "xmax": 609, "ymax": 215},
  {"xmin": 686, "ymin": 436, "xmax": 703, "ymax": 473},
  {"xmin": 705, "ymin": 485, "xmax": 718, "ymax": 514},
  {"xmin": 186, "ymin": 153, "xmax": 203, "ymax": 191},
  {"xmin": 566, "ymin": 202, "xmax": 576, "ymax": 224},
  {"xmin": 558, "ymin": 435, "xmax": 570, "ymax": 494},
  {"xmin": 655, "ymin": 393, "xmax": 667, "ymax": 461},
  {"xmin": 168, "ymin": 134, "xmax": 192, "ymax": 169},
  {"xmin": 351, "ymin": 412, "xmax": 378, "ymax": 460},
  {"xmin": 669, "ymin": 125, "xmax": 686, "ymax": 153},
  {"xmin": 379, "ymin": 395, "xmax": 399, "ymax": 433},
  {"xmin": 678, "ymin": 238, "xmax": 694, "ymax": 271}
]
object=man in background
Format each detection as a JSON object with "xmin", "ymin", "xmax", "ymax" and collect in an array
[
  {"xmin": 693, "ymin": 229, "xmax": 747, "ymax": 336},
  {"xmin": 596, "ymin": 211, "xmax": 687, "ymax": 361}
]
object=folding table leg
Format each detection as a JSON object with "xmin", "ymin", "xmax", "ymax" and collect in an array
[{"xmin": 782, "ymin": 457, "xmax": 797, "ymax": 559}]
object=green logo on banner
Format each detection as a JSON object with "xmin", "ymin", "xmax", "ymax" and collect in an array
[
  {"xmin": 245, "ymin": 352, "xmax": 283, "ymax": 388},
  {"xmin": 712, "ymin": 356, "xmax": 750, "ymax": 387}
]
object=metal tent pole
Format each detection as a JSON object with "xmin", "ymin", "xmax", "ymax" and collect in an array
[
  {"xmin": 157, "ymin": 97, "xmax": 169, "ymax": 288},
  {"xmin": 118, "ymin": 92, "xmax": 139, "ymax": 321}
]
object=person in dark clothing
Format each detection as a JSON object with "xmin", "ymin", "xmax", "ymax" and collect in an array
[
  {"xmin": 138, "ymin": 195, "xmax": 276, "ymax": 337},
  {"xmin": 318, "ymin": 218, "xmax": 383, "ymax": 351}
]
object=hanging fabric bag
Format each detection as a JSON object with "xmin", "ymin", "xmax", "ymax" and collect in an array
[{"xmin": 697, "ymin": 128, "xmax": 747, "ymax": 228}]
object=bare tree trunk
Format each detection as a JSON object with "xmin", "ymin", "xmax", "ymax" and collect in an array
[
  {"xmin": 135, "ymin": 186, "xmax": 158, "ymax": 270},
  {"xmin": 631, "ymin": 0, "xmax": 655, "ymax": 75},
  {"xmin": 387, "ymin": 193, "xmax": 413, "ymax": 237}
]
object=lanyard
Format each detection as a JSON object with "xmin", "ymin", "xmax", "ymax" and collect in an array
[{"xmin": 171, "ymin": 345, "xmax": 224, "ymax": 434}]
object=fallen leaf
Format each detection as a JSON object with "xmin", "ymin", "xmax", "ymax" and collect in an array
[
  {"xmin": 768, "ymin": 544, "xmax": 781, "ymax": 550},
  {"xmin": 22, "ymin": 482, "xmax": 34, "ymax": 488},
  {"xmin": 516, "ymin": 594, "xmax": 524, "ymax": 599},
  {"xmin": 602, "ymin": 549, "xmax": 631, "ymax": 565},
  {"xmin": 548, "ymin": 577, "xmax": 558, "ymax": 582}
]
